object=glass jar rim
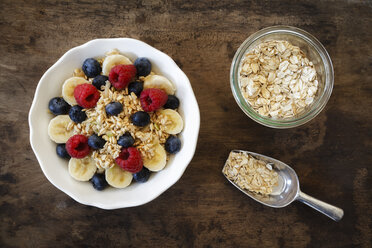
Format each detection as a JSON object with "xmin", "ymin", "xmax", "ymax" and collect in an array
[{"xmin": 230, "ymin": 26, "xmax": 334, "ymax": 128}]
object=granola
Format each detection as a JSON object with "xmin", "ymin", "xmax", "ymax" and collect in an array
[
  {"xmin": 72, "ymin": 82, "xmax": 170, "ymax": 170},
  {"xmin": 47, "ymin": 49, "xmax": 183, "ymax": 189}
]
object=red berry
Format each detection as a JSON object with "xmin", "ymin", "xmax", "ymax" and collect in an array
[
  {"xmin": 115, "ymin": 147, "xmax": 143, "ymax": 173},
  {"xmin": 66, "ymin": 134, "xmax": 90, "ymax": 158},
  {"xmin": 74, "ymin": 83, "xmax": 100, "ymax": 108},
  {"xmin": 140, "ymin": 88, "xmax": 168, "ymax": 112},
  {"xmin": 109, "ymin": 64, "xmax": 137, "ymax": 90}
]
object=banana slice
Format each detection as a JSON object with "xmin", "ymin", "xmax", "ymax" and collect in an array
[
  {"xmin": 62, "ymin": 77, "xmax": 89, "ymax": 105},
  {"xmin": 157, "ymin": 109, "xmax": 183, "ymax": 134},
  {"xmin": 102, "ymin": 54, "xmax": 132, "ymax": 75},
  {"xmin": 48, "ymin": 115, "xmax": 74, "ymax": 143},
  {"xmin": 68, "ymin": 156, "xmax": 97, "ymax": 181},
  {"xmin": 143, "ymin": 75, "xmax": 176, "ymax": 95},
  {"xmin": 143, "ymin": 143, "xmax": 167, "ymax": 172},
  {"xmin": 105, "ymin": 164, "xmax": 133, "ymax": 188}
]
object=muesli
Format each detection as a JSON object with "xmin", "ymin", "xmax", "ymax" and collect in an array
[{"xmin": 47, "ymin": 49, "xmax": 183, "ymax": 190}]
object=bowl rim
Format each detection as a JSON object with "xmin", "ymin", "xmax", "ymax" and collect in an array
[
  {"xmin": 28, "ymin": 38, "xmax": 200, "ymax": 209},
  {"xmin": 230, "ymin": 25, "xmax": 334, "ymax": 129}
]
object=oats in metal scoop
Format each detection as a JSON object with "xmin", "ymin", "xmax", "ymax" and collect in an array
[{"xmin": 223, "ymin": 151, "xmax": 278, "ymax": 195}]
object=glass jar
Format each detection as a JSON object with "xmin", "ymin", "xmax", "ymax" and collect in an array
[{"xmin": 230, "ymin": 26, "xmax": 334, "ymax": 128}]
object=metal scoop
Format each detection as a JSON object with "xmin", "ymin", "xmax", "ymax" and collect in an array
[{"xmin": 222, "ymin": 150, "xmax": 344, "ymax": 221}]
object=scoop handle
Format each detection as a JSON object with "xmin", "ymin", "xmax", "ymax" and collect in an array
[{"xmin": 296, "ymin": 191, "xmax": 344, "ymax": 221}]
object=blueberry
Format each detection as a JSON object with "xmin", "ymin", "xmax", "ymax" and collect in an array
[
  {"xmin": 92, "ymin": 75, "xmax": 109, "ymax": 90},
  {"xmin": 48, "ymin": 97, "xmax": 70, "ymax": 115},
  {"xmin": 128, "ymin": 80, "xmax": 144, "ymax": 97},
  {"xmin": 131, "ymin": 111, "xmax": 150, "ymax": 127},
  {"xmin": 133, "ymin": 167, "xmax": 151, "ymax": 183},
  {"xmin": 91, "ymin": 173, "xmax": 108, "ymax": 191},
  {"xmin": 134, "ymin": 57, "xmax": 151, "ymax": 77},
  {"xmin": 165, "ymin": 135, "xmax": 181, "ymax": 154},
  {"xmin": 105, "ymin": 102, "xmax": 123, "ymax": 116},
  {"xmin": 69, "ymin": 105, "xmax": 87, "ymax": 123},
  {"xmin": 164, "ymin": 95, "xmax": 180, "ymax": 109},
  {"xmin": 118, "ymin": 132, "xmax": 135, "ymax": 148},
  {"xmin": 82, "ymin": 58, "xmax": 101, "ymax": 78},
  {"xmin": 88, "ymin": 134, "xmax": 106, "ymax": 149},
  {"xmin": 56, "ymin": 144, "xmax": 70, "ymax": 159}
]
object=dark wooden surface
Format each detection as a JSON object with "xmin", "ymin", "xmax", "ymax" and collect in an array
[{"xmin": 1, "ymin": 0, "xmax": 372, "ymax": 247}]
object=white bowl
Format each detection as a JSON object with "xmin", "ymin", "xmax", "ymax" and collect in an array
[{"xmin": 29, "ymin": 38, "xmax": 200, "ymax": 209}]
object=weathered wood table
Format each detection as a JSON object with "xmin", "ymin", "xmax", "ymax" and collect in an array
[{"xmin": 1, "ymin": 0, "xmax": 371, "ymax": 247}]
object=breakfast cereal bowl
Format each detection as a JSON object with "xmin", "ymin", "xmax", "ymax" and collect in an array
[
  {"xmin": 230, "ymin": 26, "xmax": 334, "ymax": 128},
  {"xmin": 29, "ymin": 38, "xmax": 200, "ymax": 209}
]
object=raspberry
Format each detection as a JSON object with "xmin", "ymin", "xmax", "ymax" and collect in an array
[
  {"xmin": 74, "ymin": 83, "xmax": 100, "ymax": 108},
  {"xmin": 109, "ymin": 64, "xmax": 137, "ymax": 90},
  {"xmin": 66, "ymin": 134, "xmax": 90, "ymax": 158},
  {"xmin": 115, "ymin": 147, "xmax": 143, "ymax": 173},
  {"xmin": 140, "ymin": 88, "xmax": 168, "ymax": 112}
]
